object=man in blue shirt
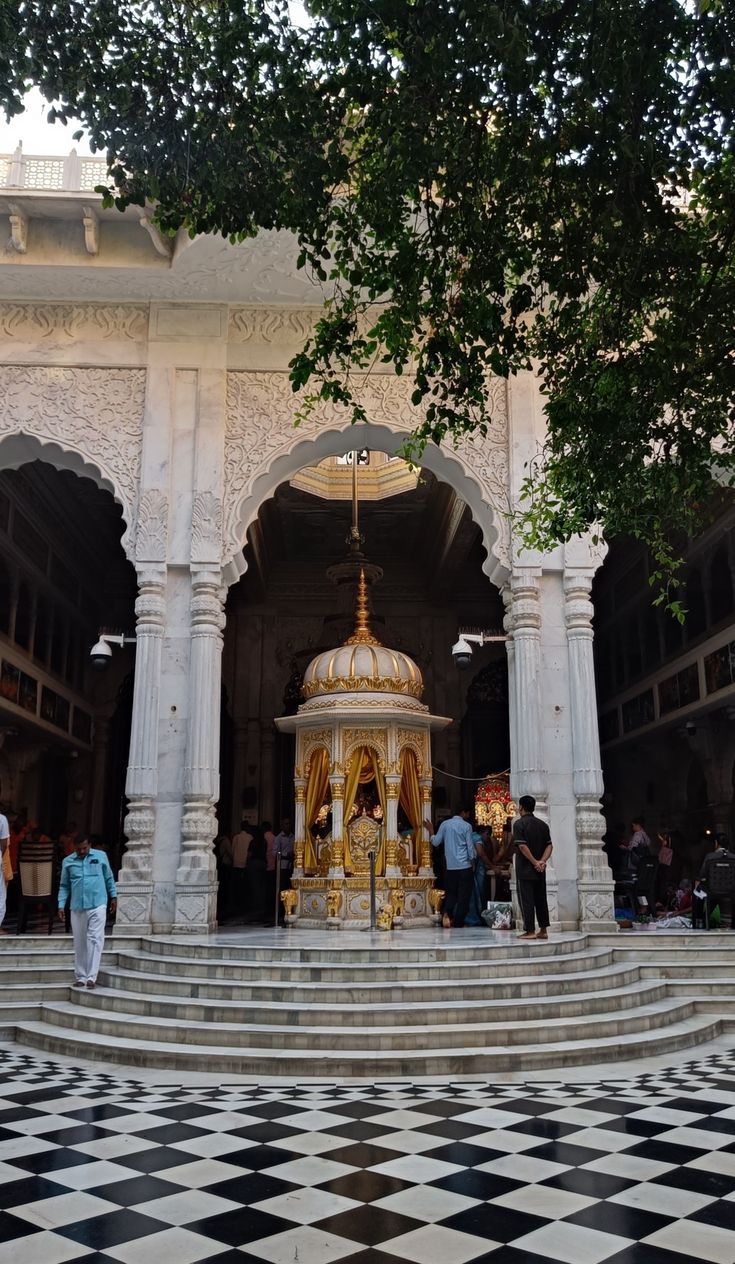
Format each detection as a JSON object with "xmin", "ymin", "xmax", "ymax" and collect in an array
[
  {"xmin": 423, "ymin": 806, "xmax": 475, "ymax": 928},
  {"xmin": 58, "ymin": 837, "xmax": 117, "ymax": 988}
]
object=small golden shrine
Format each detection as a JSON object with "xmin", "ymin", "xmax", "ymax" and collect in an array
[
  {"xmin": 475, "ymin": 774, "xmax": 517, "ymax": 843},
  {"xmin": 274, "ymin": 571, "xmax": 451, "ymax": 927}
]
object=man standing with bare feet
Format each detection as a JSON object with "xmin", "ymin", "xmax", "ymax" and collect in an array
[{"xmin": 513, "ymin": 795, "xmax": 552, "ymax": 941}]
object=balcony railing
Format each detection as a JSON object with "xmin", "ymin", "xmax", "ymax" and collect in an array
[{"xmin": 0, "ymin": 146, "xmax": 111, "ymax": 193}]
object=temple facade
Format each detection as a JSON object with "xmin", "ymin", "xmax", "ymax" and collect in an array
[{"xmin": 0, "ymin": 150, "xmax": 617, "ymax": 934}]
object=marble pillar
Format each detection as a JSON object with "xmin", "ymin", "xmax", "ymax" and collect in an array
[
  {"xmin": 385, "ymin": 776, "xmax": 401, "ymax": 876},
  {"xmin": 509, "ymin": 570, "xmax": 560, "ymax": 929},
  {"xmin": 564, "ymin": 573, "xmax": 616, "ymax": 929},
  {"xmin": 293, "ymin": 780, "xmax": 306, "ymax": 876},
  {"xmin": 419, "ymin": 780, "xmax": 434, "ymax": 874},
  {"xmin": 173, "ymin": 567, "xmax": 225, "ymax": 932},
  {"xmin": 328, "ymin": 775, "xmax": 345, "ymax": 876},
  {"xmin": 116, "ymin": 565, "xmax": 165, "ymax": 932}
]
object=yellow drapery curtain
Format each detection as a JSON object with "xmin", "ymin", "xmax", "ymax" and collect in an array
[
  {"xmin": 399, "ymin": 747, "xmax": 422, "ymax": 834},
  {"xmin": 342, "ymin": 746, "xmax": 386, "ymax": 872},
  {"xmin": 368, "ymin": 746, "xmax": 387, "ymax": 873},
  {"xmin": 304, "ymin": 747, "xmax": 330, "ymax": 871}
]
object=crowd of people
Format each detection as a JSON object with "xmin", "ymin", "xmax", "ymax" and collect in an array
[
  {"xmin": 604, "ymin": 816, "xmax": 735, "ymax": 928},
  {"xmin": 0, "ymin": 812, "xmax": 117, "ymax": 988},
  {"xmin": 0, "ymin": 815, "xmax": 113, "ymax": 933},
  {"xmin": 214, "ymin": 817, "xmax": 295, "ymax": 924},
  {"xmin": 426, "ymin": 795, "xmax": 552, "ymax": 936}
]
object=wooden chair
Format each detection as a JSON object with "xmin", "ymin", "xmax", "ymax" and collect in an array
[{"xmin": 17, "ymin": 860, "xmax": 55, "ymax": 934}]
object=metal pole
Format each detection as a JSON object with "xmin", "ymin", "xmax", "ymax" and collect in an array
[
  {"xmin": 274, "ymin": 844, "xmax": 282, "ymax": 928},
  {"xmin": 368, "ymin": 849, "xmax": 376, "ymax": 931}
]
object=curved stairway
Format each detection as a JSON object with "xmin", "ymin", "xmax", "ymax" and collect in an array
[{"xmin": 1, "ymin": 931, "xmax": 734, "ymax": 1077}]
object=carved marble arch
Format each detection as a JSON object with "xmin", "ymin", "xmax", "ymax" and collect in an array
[
  {"xmin": 223, "ymin": 377, "xmax": 511, "ymax": 590},
  {"xmin": 341, "ymin": 729, "xmax": 388, "ymax": 776},
  {"xmin": 300, "ymin": 731, "xmax": 333, "ymax": 775},
  {"xmin": 0, "ymin": 431, "xmax": 137, "ymax": 561},
  {"xmin": 396, "ymin": 730, "xmax": 428, "ymax": 777}
]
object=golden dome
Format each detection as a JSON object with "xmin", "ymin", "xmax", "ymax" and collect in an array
[{"xmin": 302, "ymin": 572, "xmax": 424, "ymax": 702}]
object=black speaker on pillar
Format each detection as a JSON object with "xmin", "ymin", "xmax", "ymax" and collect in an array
[
  {"xmin": 242, "ymin": 786, "xmax": 258, "ymax": 808},
  {"xmin": 434, "ymin": 786, "xmax": 448, "ymax": 808}
]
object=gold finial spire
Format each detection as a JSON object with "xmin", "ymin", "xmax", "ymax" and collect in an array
[{"xmin": 346, "ymin": 568, "xmax": 380, "ymax": 645}]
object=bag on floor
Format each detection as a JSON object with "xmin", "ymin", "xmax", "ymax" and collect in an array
[{"xmin": 481, "ymin": 901, "xmax": 512, "ymax": 929}]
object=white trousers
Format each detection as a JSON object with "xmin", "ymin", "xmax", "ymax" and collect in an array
[
  {"xmin": 70, "ymin": 904, "xmax": 107, "ymax": 983},
  {"xmin": 0, "ymin": 868, "xmax": 6, "ymax": 926}
]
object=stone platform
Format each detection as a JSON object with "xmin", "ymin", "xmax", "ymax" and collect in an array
[
  {"xmin": 1, "ymin": 928, "xmax": 735, "ymax": 1078},
  {"xmin": 286, "ymin": 874, "xmax": 436, "ymax": 927}
]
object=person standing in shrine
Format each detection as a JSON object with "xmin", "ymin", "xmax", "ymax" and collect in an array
[
  {"xmin": 513, "ymin": 795, "xmax": 553, "ymax": 940},
  {"xmin": 423, "ymin": 806, "xmax": 475, "ymax": 928},
  {"xmin": 230, "ymin": 819, "xmax": 254, "ymax": 920}
]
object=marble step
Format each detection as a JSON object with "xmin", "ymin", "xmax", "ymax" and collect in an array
[
  {"xmin": 31, "ymin": 994, "xmax": 700, "ymax": 1051},
  {"xmin": 640, "ymin": 961, "xmax": 735, "ymax": 980},
  {"xmin": 118, "ymin": 944, "xmax": 615, "ymax": 984},
  {"xmin": 2, "ymin": 985, "xmax": 71, "ymax": 1003},
  {"xmin": 12, "ymin": 1011, "xmax": 722, "ymax": 1077},
  {"xmin": 101, "ymin": 958, "xmax": 640, "ymax": 1004},
  {"xmin": 143, "ymin": 934, "xmax": 587, "ymax": 964},
  {"xmin": 665, "ymin": 976, "xmax": 735, "ymax": 994},
  {"xmin": 594, "ymin": 931, "xmax": 735, "ymax": 949},
  {"xmin": 0, "ymin": 965, "xmax": 83, "ymax": 985},
  {"xmin": 0, "ymin": 950, "xmax": 117, "ymax": 975},
  {"xmin": 82, "ymin": 977, "xmax": 668, "ymax": 1028},
  {"xmin": 0, "ymin": 936, "xmax": 139, "ymax": 954}
]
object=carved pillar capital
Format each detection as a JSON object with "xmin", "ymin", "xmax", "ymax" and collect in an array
[{"xmin": 563, "ymin": 572, "xmax": 595, "ymax": 636}]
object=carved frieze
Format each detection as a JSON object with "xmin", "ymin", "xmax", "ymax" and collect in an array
[
  {"xmin": 0, "ymin": 303, "xmax": 149, "ymax": 341},
  {"xmin": 229, "ymin": 307, "xmax": 318, "ymax": 344}
]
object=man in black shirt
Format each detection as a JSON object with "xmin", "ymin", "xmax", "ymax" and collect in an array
[{"xmin": 512, "ymin": 794, "xmax": 553, "ymax": 940}]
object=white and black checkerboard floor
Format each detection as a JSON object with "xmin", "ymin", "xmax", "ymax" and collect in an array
[{"xmin": 0, "ymin": 1049, "xmax": 734, "ymax": 1263}]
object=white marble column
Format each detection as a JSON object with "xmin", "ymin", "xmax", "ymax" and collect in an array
[
  {"xmin": 564, "ymin": 573, "xmax": 616, "ymax": 929},
  {"xmin": 502, "ymin": 587, "xmax": 518, "ymax": 781},
  {"xmin": 385, "ymin": 776, "xmax": 401, "ymax": 877},
  {"xmin": 173, "ymin": 566, "xmax": 225, "ymax": 932},
  {"xmin": 328, "ymin": 775, "xmax": 346, "ymax": 877},
  {"xmin": 293, "ymin": 779, "xmax": 307, "ymax": 876},
  {"xmin": 508, "ymin": 570, "xmax": 560, "ymax": 929},
  {"xmin": 419, "ymin": 779, "xmax": 434, "ymax": 875},
  {"xmin": 116, "ymin": 565, "xmax": 166, "ymax": 932}
]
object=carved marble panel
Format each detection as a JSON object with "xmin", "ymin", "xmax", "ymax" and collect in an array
[
  {"xmin": 223, "ymin": 371, "xmax": 510, "ymax": 578},
  {"xmin": 0, "ymin": 365, "xmax": 145, "ymax": 557}
]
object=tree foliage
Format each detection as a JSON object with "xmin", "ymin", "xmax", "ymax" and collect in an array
[{"xmin": 6, "ymin": 1, "xmax": 735, "ymax": 591}]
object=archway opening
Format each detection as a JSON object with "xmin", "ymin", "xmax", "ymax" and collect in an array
[
  {"xmin": 218, "ymin": 449, "xmax": 506, "ymax": 923},
  {"xmin": 593, "ymin": 483, "xmax": 735, "ymax": 886},
  {"xmin": 0, "ymin": 460, "xmax": 137, "ymax": 929}
]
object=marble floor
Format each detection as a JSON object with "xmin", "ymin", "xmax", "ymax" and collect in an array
[{"xmin": 0, "ymin": 1041, "xmax": 734, "ymax": 1264}]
